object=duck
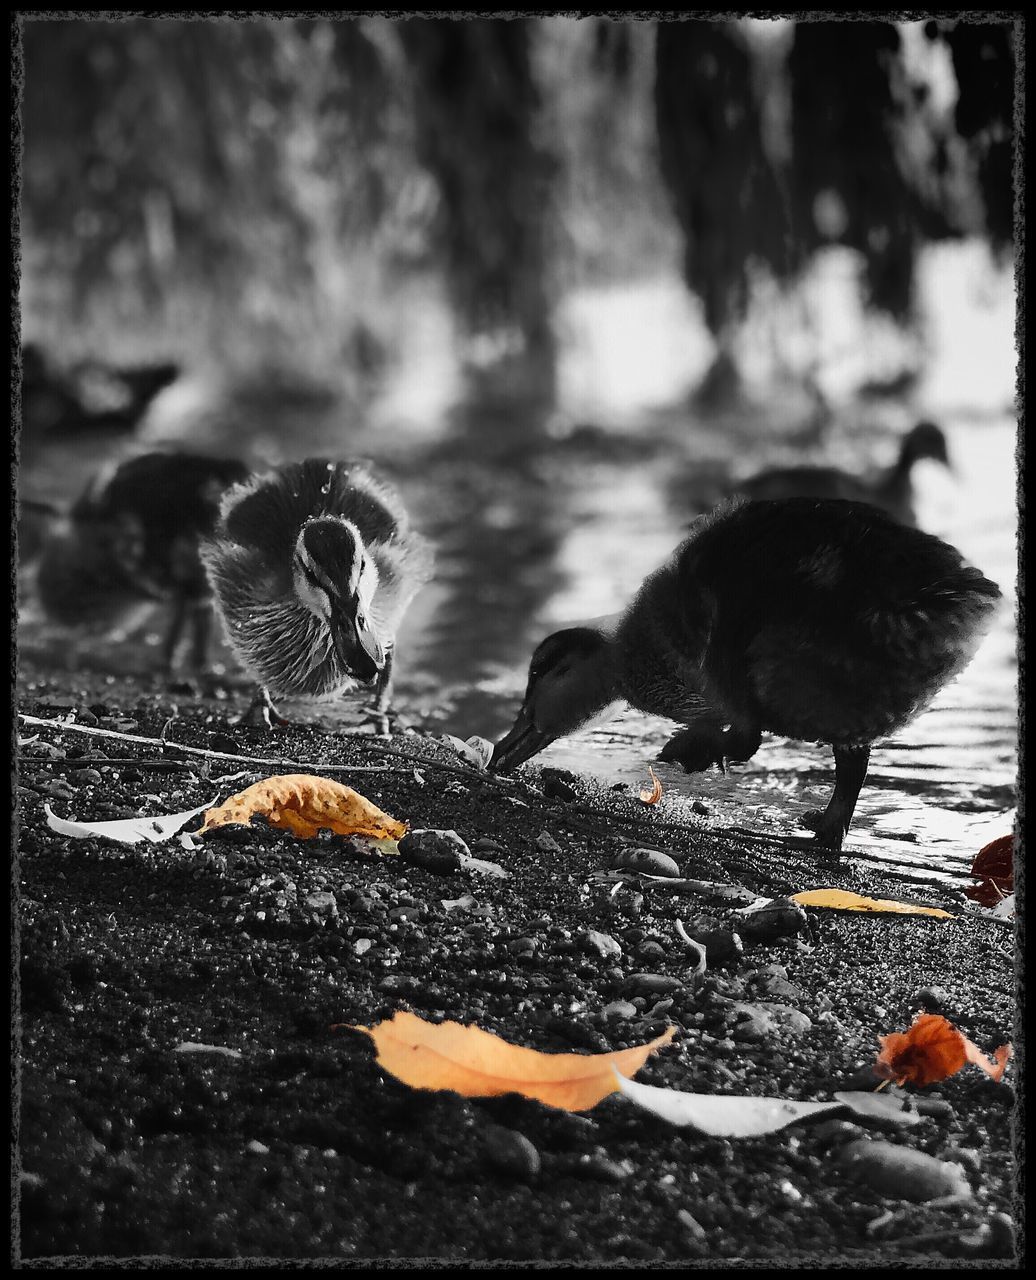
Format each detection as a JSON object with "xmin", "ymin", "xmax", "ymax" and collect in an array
[
  {"xmin": 20, "ymin": 342, "xmax": 181, "ymax": 442},
  {"xmin": 201, "ymin": 458, "xmax": 433, "ymax": 727},
  {"xmin": 33, "ymin": 451, "xmax": 251, "ymax": 670},
  {"xmin": 491, "ymin": 497, "xmax": 1001, "ymax": 850},
  {"xmin": 731, "ymin": 420, "xmax": 951, "ymax": 527}
]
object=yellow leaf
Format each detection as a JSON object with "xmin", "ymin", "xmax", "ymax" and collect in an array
[
  {"xmin": 791, "ymin": 889, "xmax": 955, "ymax": 919},
  {"xmin": 347, "ymin": 1010, "xmax": 675, "ymax": 1112},
  {"xmin": 198, "ymin": 773, "xmax": 407, "ymax": 841}
]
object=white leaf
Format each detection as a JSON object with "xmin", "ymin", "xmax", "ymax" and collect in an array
[
  {"xmin": 458, "ymin": 853, "xmax": 508, "ymax": 879},
  {"xmin": 44, "ymin": 799, "xmax": 216, "ymax": 846},
  {"xmin": 441, "ymin": 894, "xmax": 477, "ymax": 912},
  {"xmin": 833, "ymin": 1090, "xmax": 922, "ymax": 1126},
  {"xmin": 614, "ymin": 1068, "xmax": 842, "ymax": 1137},
  {"xmin": 173, "ymin": 1042, "xmax": 242, "ymax": 1059},
  {"xmin": 439, "ymin": 734, "xmax": 493, "ymax": 771}
]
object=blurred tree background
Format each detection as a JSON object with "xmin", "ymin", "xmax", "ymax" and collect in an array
[{"xmin": 17, "ymin": 15, "xmax": 1016, "ymax": 402}]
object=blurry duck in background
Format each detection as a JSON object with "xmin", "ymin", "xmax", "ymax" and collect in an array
[
  {"xmin": 33, "ymin": 451, "xmax": 250, "ymax": 671},
  {"xmin": 491, "ymin": 497, "xmax": 1001, "ymax": 851},
  {"xmin": 731, "ymin": 420, "xmax": 951, "ymax": 527},
  {"xmin": 201, "ymin": 458, "xmax": 433, "ymax": 728},
  {"xmin": 20, "ymin": 342, "xmax": 181, "ymax": 442}
]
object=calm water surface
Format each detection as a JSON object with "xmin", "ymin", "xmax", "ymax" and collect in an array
[{"xmin": 18, "ymin": 270, "xmax": 1018, "ymax": 888}]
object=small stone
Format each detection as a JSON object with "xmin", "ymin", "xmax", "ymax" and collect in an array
[
  {"xmin": 914, "ymin": 1097, "xmax": 955, "ymax": 1120},
  {"xmin": 303, "ymin": 891, "xmax": 339, "ymax": 922},
  {"xmin": 535, "ymin": 831, "xmax": 563, "ymax": 854},
  {"xmin": 505, "ymin": 937, "xmax": 537, "ymax": 955},
  {"xmin": 246, "ymin": 1140, "xmax": 270, "ymax": 1155},
  {"xmin": 810, "ymin": 1119, "xmax": 864, "ymax": 1147},
  {"xmin": 911, "ymin": 986, "xmax": 951, "ymax": 1015},
  {"xmin": 541, "ymin": 768, "xmax": 578, "ymax": 803},
  {"xmin": 572, "ymin": 1152, "xmax": 633, "ymax": 1183},
  {"xmin": 612, "ymin": 848, "xmax": 680, "ymax": 877},
  {"xmin": 74, "ymin": 708, "xmax": 99, "ymax": 727},
  {"xmin": 677, "ymin": 1208, "xmax": 707, "ymax": 1240},
  {"xmin": 44, "ymin": 779, "xmax": 75, "ymax": 801},
  {"xmin": 601, "ymin": 1000, "xmax": 638, "ymax": 1020},
  {"xmin": 624, "ymin": 973, "xmax": 684, "ymax": 997},
  {"xmin": 581, "ymin": 929, "xmax": 622, "ymax": 960},
  {"xmin": 838, "ymin": 1139, "xmax": 973, "ymax": 1202},
  {"xmin": 472, "ymin": 838, "xmax": 504, "ymax": 853},
  {"xmin": 691, "ymin": 800, "xmax": 709, "ymax": 816},
  {"xmin": 736, "ymin": 898, "xmax": 807, "ymax": 945},
  {"xmin": 483, "ymin": 1126, "xmax": 541, "ymax": 1181},
  {"xmin": 398, "ymin": 829, "xmax": 466, "ymax": 874}
]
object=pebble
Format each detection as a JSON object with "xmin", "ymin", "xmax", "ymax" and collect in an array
[
  {"xmin": 677, "ymin": 1208, "xmax": 707, "ymax": 1240},
  {"xmin": 482, "ymin": 1126, "xmax": 541, "ymax": 1181},
  {"xmin": 611, "ymin": 848, "xmax": 680, "ymax": 877},
  {"xmin": 729, "ymin": 1001, "xmax": 812, "ymax": 1042},
  {"xmin": 44, "ymin": 779, "xmax": 75, "ymax": 801},
  {"xmin": 398, "ymin": 830, "xmax": 465, "ymax": 874},
  {"xmin": 246, "ymin": 1140, "xmax": 270, "ymax": 1155},
  {"xmin": 914, "ymin": 1097, "xmax": 955, "ymax": 1120},
  {"xmin": 505, "ymin": 937, "xmax": 537, "ymax": 955},
  {"xmin": 541, "ymin": 768, "xmax": 578, "ymax": 803},
  {"xmin": 73, "ymin": 708, "xmax": 99, "ymax": 727},
  {"xmin": 602, "ymin": 1000, "xmax": 639, "ymax": 1020},
  {"xmin": 691, "ymin": 800, "xmax": 709, "ymax": 816},
  {"xmin": 911, "ymin": 986, "xmax": 951, "ymax": 1015},
  {"xmin": 637, "ymin": 940, "xmax": 667, "ymax": 960},
  {"xmin": 736, "ymin": 898, "xmax": 807, "ymax": 944},
  {"xmin": 472, "ymin": 838, "xmax": 504, "ymax": 853},
  {"xmin": 624, "ymin": 973, "xmax": 684, "ymax": 997},
  {"xmin": 302, "ymin": 891, "xmax": 339, "ymax": 923},
  {"xmin": 810, "ymin": 1119, "xmax": 864, "ymax": 1147},
  {"xmin": 571, "ymin": 1152, "xmax": 633, "ymax": 1183},
  {"xmin": 581, "ymin": 929, "xmax": 622, "ymax": 960},
  {"xmin": 838, "ymin": 1139, "xmax": 972, "ymax": 1202},
  {"xmin": 535, "ymin": 831, "xmax": 563, "ymax": 854}
]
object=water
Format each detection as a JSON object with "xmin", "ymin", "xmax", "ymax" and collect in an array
[{"xmin": 17, "ymin": 251, "xmax": 1018, "ymax": 886}]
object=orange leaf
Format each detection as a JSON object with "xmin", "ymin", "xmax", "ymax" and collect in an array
[
  {"xmin": 347, "ymin": 1010, "xmax": 676, "ymax": 1111},
  {"xmin": 874, "ymin": 1013, "xmax": 1012, "ymax": 1087},
  {"xmin": 198, "ymin": 773, "xmax": 407, "ymax": 841},
  {"xmin": 639, "ymin": 767, "xmax": 663, "ymax": 806},
  {"xmin": 962, "ymin": 1036, "xmax": 1012, "ymax": 1082}
]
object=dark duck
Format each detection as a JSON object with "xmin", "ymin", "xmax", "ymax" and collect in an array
[
  {"xmin": 492, "ymin": 498, "xmax": 1001, "ymax": 850},
  {"xmin": 34, "ymin": 451, "xmax": 251, "ymax": 670},
  {"xmin": 732, "ymin": 420, "xmax": 951, "ymax": 527},
  {"xmin": 201, "ymin": 458, "xmax": 433, "ymax": 727}
]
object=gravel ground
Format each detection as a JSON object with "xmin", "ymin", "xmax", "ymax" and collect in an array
[{"xmin": 14, "ymin": 671, "xmax": 1021, "ymax": 1266}]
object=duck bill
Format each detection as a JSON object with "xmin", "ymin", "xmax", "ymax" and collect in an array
[
  {"xmin": 490, "ymin": 707, "xmax": 554, "ymax": 774},
  {"xmin": 330, "ymin": 610, "xmax": 383, "ymax": 685}
]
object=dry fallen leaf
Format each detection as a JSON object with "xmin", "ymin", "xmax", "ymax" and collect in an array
[
  {"xmin": 639, "ymin": 766, "xmax": 663, "ymax": 806},
  {"xmin": 614, "ymin": 1069, "xmax": 842, "ymax": 1137},
  {"xmin": 791, "ymin": 889, "xmax": 955, "ymax": 919},
  {"xmin": 874, "ymin": 1013, "xmax": 1012, "ymax": 1087},
  {"xmin": 345, "ymin": 1010, "xmax": 675, "ymax": 1111},
  {"xmin": 198, "ymin": 774, "xmax": 406, "ymax": 840},
  {"xmin": 45, "ymin": 799, "xmax": 215, "ymax": 846},
  {"xmin": 965, "ymin": 834, "xmax": 1014, "ymax": 906}
]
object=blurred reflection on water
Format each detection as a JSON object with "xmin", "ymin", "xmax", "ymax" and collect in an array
[{"xmin": 18, "ymin": 269, "xmax": 1017, "ymax": 888}]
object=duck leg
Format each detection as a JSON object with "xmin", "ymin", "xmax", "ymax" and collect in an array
[
  {"xmin": 160, "ymin": 596, "xmax": 188, "ymax": 673},
  {"xmin": 659, "ymin": 721, "xmax": 761, "ymax": 773},
  {"xmin": 801, "ymin": 744, "xmax": 870, "ymax": 851},
  {"xmin": 187, "ymin": 602, "xmax": 213, "ymax": 672},
  {"xmin": 358, "ymin": 651, "xmax": 394, "ymax": 736},
  {"xmin": 235, "ymin": 687, "xmax": 290, "ymax": 729}
]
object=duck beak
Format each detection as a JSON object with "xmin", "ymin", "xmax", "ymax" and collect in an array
[
  {"xmin": 330, "ymin": 605, "xmax": 384, "ymax": 684},
  {"xmin": 490, "ymin": 705, "xmax": 553, "ymax": 774}
]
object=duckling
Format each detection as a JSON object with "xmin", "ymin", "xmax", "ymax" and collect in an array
[
  {"xmin": 34, "ymin": 451, "xmax": 251, "ymax": 670},
  {"xmin": 733, "ymin": 420, "xmax": 951, "ymax": 527},
  {"xmin": 201, "ymin": 458, "xmax": 433, "ymax": 727},
  {"xmin": 491, "ymin": 498, "xmax": 1001, "ymax": 850}
]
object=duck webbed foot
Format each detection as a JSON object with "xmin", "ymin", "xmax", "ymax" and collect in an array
[
  {"xmin": 801, "ymin": 744, "xmax": 870, "ymax": 851},
  {"xmin": 659, "ymin": 722, "xmax": 761, "ymax": 774},
  {"xmin": 234, "ymin": 688, "xmax": 290, "ymax": 730}
]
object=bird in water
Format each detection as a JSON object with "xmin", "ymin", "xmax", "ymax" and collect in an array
[
  {"xmin": 732, "ymin": 420, "xmax": 951, "ymax": 527},
  {"xmin": 491, "ymin": 498, "xmax": 1001, "ymax": 851},
  {"xmin": 201, "ymin": 458, "xmax": 433, "ymax": 728},
  {"xmin": 33, "ymin": 450, "xmax": 250, "ymax": 671}
]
